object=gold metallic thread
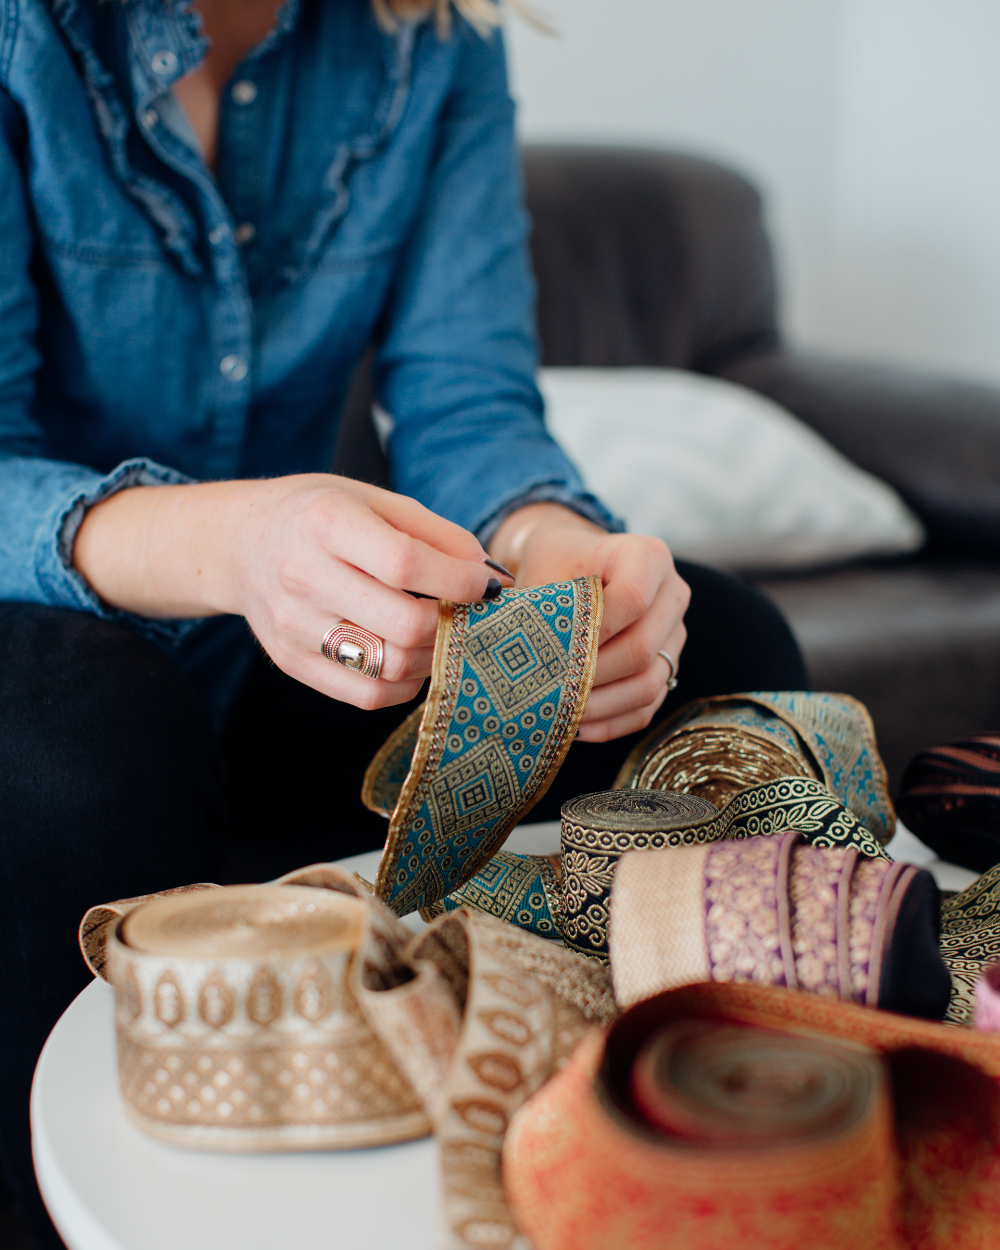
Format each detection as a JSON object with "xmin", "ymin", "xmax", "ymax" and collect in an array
[{"xmin": 629, "ymin": 727, "xmax": 816, "ymax": 809}]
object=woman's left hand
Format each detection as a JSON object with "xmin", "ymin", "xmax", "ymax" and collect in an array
[{"xmin": 488, "ymin": 505, "xmax": 690, "ymax": 743}]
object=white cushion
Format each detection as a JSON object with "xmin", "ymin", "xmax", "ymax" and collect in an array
[{"xmin": 539, "ymin": 368, "xmax": 925, "ymax": 572}]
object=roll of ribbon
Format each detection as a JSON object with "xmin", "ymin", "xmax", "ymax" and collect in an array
[
  {"xmin": 104, "ymin": 878, "xmax": 433, "ymax": 1151},
  {"xmin": 560, "ymin": 783, "xmax": 890, "ymax": 962},
  {"xmin": 82, "ymin": 863, "xmax": 615, "ymax": 1249},
  {"xmin": 423, "ymin": 779, "xmax": 889, "ymax": 951},
  {"xmin": 79, "ymin": 882, "xmax": 221, "ymax": 980},
  {"xmin": 559, "ymin": 790, "xmax": 718, "ymax": 959},
  {"xmin": 609, "ymin": 832, "xmax": 952, "ymax": 1021},
  {"xmin": 898, "ymin": 733, "xmax": 1000, "ymax": 873},
  {"xmin": 615, "ymin": 691, "xmax": 895, "ymax": 847},
  {"xmin": 362, "ymin": 579, "xmax": 603, "ymax": 917},
  {"xmin": 503, "ymin": 981, "xmax": 1000, "ymax": 1250},
  {"xmin": 420, "ymin": 834, "xmax": 997, "ymax": 1029}
]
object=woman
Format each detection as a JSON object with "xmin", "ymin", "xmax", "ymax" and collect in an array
[{"xmin": 0, "ymin": 0, "xmax": 804, "ymax": 1241}]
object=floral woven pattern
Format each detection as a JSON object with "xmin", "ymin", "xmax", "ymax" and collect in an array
[
  {"xmin": 366, "ymin": 580, "xmax": 602, "ymax": 917},
  {"xmin": 789, "ymin": 845, "xmax": 855, "ymax": 999},
  {"xmin": 560, "ymin": 791, "xmax": 719, "ymax": 960},
  {"xmin": 706, "ymin": 777, "xmax": 887, "ymax": 860},
  {"xmin": 609, "ymin": 836, "xmax": 936, "ymax": 1014},
  {"xmin": 703, "ymin": 834, "xmax": 796, "ymax": 988},
  {"xmin": 562, "ymin": 778, "xmax": 886, "ymax": 961}
]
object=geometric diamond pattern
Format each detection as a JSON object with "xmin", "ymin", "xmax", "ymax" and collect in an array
[
  {"xmin": 373, "ymin": 579, "xmax": 601, "ymax": 916},
  {"xmin": 466, "ymin": 600, "xmax": 568, "ymax": 718},
  {"xmin": 428, "ymin": 735, "xmax": 521, "ymax": 840}
]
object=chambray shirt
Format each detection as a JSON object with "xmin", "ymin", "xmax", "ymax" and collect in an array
[{"xmin": 0, "ymin": 0, "xmax": 618, "ymax": 720}]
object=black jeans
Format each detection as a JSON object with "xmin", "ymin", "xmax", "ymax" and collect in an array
[{"xmin": 0, "ymin": 562, "xmax": 805, "ymax": 1247}]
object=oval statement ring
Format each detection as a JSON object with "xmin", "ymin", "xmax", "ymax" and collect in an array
[
  {"xmin": 322, "ymin": 624, "xmax": 384, "ymax": 681},
  {"xmin": 658, "ymin": 650, "xmax": 679, "ymax": 691}
]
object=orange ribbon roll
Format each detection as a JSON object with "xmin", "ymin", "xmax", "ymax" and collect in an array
[{"xmin": 503, "ymin": 981, "xmax": 1000, "ymax": 1250}]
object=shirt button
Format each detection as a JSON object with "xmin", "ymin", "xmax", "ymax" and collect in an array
[
  {"xmin": 219, "ymin": 354, "xmax": 248, "ymax": 382},
  {"xmin": 208, "ymin": 224, "xmax": 229, "ymax": 245},
  {"xmin": 234, "ymin": 222, "xmax": 256, "ymax": 246},
  {"xmin": 142, "ymin": 108, "xmax": 159, "ymax": 129},
  {"xmin": 231, "ymin": 80, "xmax": 258, "ymax": 105},
  {"xmin": 150, "ymin": 50, "xmax": 178, "ymax": 76}
]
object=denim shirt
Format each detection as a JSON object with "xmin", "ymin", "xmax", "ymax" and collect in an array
[{"xmin": 0, "ymin": 0, "xmax": 619, "ymax": 720}]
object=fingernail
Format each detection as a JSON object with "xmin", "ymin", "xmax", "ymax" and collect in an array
[
  {"xmin": 483, "ymin": 557, "xmax": 514, "ymax": 581},
  {"xmin": 482, "ymin": 577, "xmax": 502, "ymax": 601}
]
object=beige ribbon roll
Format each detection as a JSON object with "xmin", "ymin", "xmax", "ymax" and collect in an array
[
  {"xmin": 79, "ymin": 882, "xmax": 222, "ymax": 981},
  {"xmin": 82, "ymin": 863, "xmax": 615, "ymax": 1250}
]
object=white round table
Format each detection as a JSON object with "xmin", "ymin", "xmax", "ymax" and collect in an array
[{"xmin": 31, "ymin": 825, "xmax": 562, "ymax": 1250}]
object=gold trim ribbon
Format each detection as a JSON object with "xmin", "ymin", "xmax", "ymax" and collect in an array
[
  {"xmin": 616, "ymin": 691, "xmax": 896, "ymax": 846},
  {"xmin": 427, "ymin": 778, "xmax": 889, "ymax": 960}
]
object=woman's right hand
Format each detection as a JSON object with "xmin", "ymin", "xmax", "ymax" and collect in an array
[{"xmin": 72, "ymin": 474, "xmax": 506, "ymax": 709}]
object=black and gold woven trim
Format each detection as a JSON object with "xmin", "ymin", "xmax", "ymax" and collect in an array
[
  {"xmin": 560, "ymin": 790, "xmax": 719, "ymax": 961},
  {"xmin": 559, "ymin": 779, "xmax": 888, "ymax": 962}
]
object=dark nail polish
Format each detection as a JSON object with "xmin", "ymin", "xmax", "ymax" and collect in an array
[
  {"xmin": 482, "ymin": 577, "xmax": 502, "ymax": 601},
  {"xmin": 483, "ymin": 557, "xmax": 514, "ymax": 581}
]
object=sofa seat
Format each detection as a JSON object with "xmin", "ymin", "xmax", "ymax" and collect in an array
[{"xmin": 757, "ymin": 561, "xmax": 1000, "ymax": 788}]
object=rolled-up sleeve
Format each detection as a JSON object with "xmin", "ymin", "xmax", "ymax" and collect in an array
[
  {"xmin": 374, "ymin": 23, "xmax": 623, "ymax": 542},
  {"xmin": 0, "ymin": 88, "xmax": 195, "ymax": 640}
]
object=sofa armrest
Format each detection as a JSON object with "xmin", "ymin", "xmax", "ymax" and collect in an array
[{"xmin": 720, "ymin": 350, "xmax": 1000, "ymax": 556}]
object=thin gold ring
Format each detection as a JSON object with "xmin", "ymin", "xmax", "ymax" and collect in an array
[
  {"xmin": 322, "ymin": 624, "xmax": 384, "ymax": 681},
  {"xmin": 658, "ymin": 650, "xmax": 679, "ymax": 691}
]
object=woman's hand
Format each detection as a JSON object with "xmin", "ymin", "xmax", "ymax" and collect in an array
[
  {"xmin": 489, "ymin": 505, "xmax": 689, "ymax": 742},
  {"xmin": 73, "ymin": 474, "xmax": 507, "ymax": 710}
]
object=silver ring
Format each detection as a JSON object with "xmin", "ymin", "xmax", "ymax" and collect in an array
[
  {"xmin": 658, "ymin": 650, "xmax": 679, "ymax": 691},
  {"xmin": 322, "ymin": 624, "xmax": 384, "ymax": 681}
]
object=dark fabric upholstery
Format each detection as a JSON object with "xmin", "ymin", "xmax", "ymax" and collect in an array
[{"xmin": 521, "ymin": 146, "xmax": 1000, "ymax": 796}]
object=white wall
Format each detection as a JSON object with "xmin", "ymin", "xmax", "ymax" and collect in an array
[{"xmin": 506, "ymin": 0, "xmax": 1000, "ymax": 385}]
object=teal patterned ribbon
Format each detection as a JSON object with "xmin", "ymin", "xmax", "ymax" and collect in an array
[
  {"xmin": 365, "ymin": 579, "xmax": 602, "ymax": 917},
  {"xmin": 420, "ymin": 849, "xmax": 564, "ymax": 938}
]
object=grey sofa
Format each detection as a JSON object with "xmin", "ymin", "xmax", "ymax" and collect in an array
[{"xmin": 336, "ymin": 145, "xmax": 1000, "ymax": 794}]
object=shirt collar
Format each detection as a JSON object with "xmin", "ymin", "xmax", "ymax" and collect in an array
[{"xmin": 122, "ymin": 0, "xmax": 301, "ymax": 106}]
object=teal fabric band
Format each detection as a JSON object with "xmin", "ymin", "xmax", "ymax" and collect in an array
[{"xmin": 367, "ymin": 578, "xmax": 603, "ymax": 917}]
